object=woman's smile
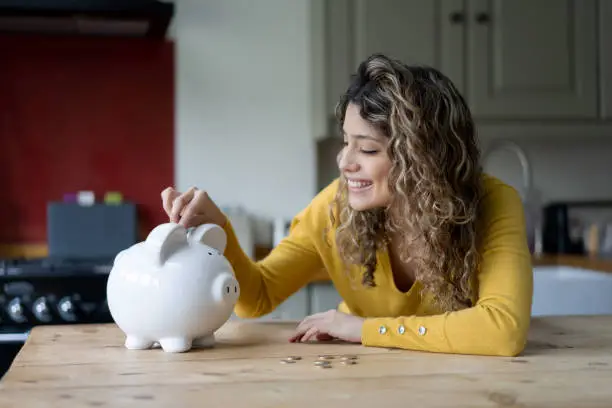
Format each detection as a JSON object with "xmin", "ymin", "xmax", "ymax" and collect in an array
[{"xmin": 346, "ymin": 178, "xmax": 374, "ymax": 192}]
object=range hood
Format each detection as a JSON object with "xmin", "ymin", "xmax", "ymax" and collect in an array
[{"xmin": 0, "ymin": 0, "xmax": 174, "ymax": 38}]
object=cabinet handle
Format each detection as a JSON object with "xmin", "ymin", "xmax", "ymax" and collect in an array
[
  {"xmin": 475, "ymin": 12, "xmax": 490, "ymax": 24},
  {"xmin": 449, "ymin": 11, "xmax": 464, "ymax": 24}
]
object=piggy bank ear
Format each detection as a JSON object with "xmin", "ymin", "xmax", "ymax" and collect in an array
[
  {"xmin": 188, "ymin": 224, "xmax": 227, "ymax": 253},
  {"xmin": 145, "ymin": 223, "xmax": 188, "ymax": 265}
]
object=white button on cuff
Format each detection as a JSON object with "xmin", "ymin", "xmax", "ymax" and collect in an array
[
  {"xmin": 398, "ymin": 325, "xmax": 405, "ymax": 335},
  {"xmin": 418, "ymin": 325, "xmax": 427, "ymax": 336},
  {"xmin": 379, "ymin": 325, "xmax": 387, "ymax": 334}
]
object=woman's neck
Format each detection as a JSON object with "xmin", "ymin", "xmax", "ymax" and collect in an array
[{"xmin": 386, "ymin": 232, "xmax": 418, "ymax": 292}]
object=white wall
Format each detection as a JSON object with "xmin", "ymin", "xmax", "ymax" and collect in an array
[{"xmin": 171, "ymin": 0, "xmax": 323, "ymax": 244}]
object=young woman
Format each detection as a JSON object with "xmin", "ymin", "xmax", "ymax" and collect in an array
[{"xmin": 161, "ymin": 53, "xmax": 533, "ymax": 357}]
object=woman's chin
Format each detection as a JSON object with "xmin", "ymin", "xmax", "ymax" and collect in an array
[
  {"xmin": 348, "ymin": 197, "xmax": 375, "ymax": 211},
  {"xmin": 348, "ymin": 194, "xmax": 390, "ymax": 211}
]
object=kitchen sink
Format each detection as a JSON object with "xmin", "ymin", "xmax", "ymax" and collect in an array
[{"xmin": 532, "ymin": 266, "xmax": 612, "ymax": 316}]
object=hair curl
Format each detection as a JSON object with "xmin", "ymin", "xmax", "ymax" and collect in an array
[{"xmin": 329, "ymin": 53, "xmax": 484, "ymax": 312}]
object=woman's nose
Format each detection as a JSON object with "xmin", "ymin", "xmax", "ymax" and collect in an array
[{"xmin": 337, "ymin": 148, "xmax": 359, "ymax": 172}]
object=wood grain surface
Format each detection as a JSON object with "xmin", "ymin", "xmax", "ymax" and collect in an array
[{"xmin": 1, "ymin": 316, "xmax": 611, "ymax": 407}]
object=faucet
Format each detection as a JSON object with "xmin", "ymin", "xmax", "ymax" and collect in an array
[
  {"xmin": 482, "ymin": 140, "xmax": 532, "ymax": 201},
  {"xmin": 482, "ymin": 140, "xmax": 541, "ymax": 254}
]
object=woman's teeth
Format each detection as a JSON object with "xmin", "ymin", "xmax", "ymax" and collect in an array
[{"xmin": 348, "ymin": 180, "xmax": 373, "ymax": 189}]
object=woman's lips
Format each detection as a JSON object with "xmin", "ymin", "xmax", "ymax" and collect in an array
[{"xmin": 347, "ymin": 179, "xmax": 373, "ymax": 192}]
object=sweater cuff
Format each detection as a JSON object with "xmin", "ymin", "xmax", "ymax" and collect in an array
[{"xmin": 361, "ymin": 316, "xmax": 449, "ymax": 352}]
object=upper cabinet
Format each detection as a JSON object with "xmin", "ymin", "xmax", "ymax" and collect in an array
[
  {"xmin": 465, "ymin": 0, "xmax": 597, "ymax": 119},
  {"xmin": 323, "ymin": 0, "xmax": 606, "ymax": 122},
  {"xmin": 600, "ymin": 0, "xmax": 612, "ymax": 119}
]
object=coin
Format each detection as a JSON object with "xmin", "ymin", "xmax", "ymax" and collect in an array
[
  {"xmin": 340, "ymin": 354, "xmax": 358, "ymax": 360},
  {"xmin": 314, "ymin": 361, "xmax": 332, "ymax": 368},
  {"xmin": 285, "ymin": 356, "xmax": 302, "ymax": 361},
  {"xmin": 317, "ymin": 355, "xmax": 334, "ymax": 360},
  {"xmin": 340, "ymin": 360, "xmax": 357, "ymax": 365},
  {"xmin": 280, "ymin": 358, "xmax": 296, "ymax": 364}
]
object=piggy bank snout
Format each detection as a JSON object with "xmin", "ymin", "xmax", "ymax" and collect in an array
[{"xmin": 211, "ymin": 273, "xmax": 240, "ymax": 305}]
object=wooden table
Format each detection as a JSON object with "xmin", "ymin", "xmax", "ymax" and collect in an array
[{"xmin": 1, "ymin": 316, "xmax": 611, "ymax": 407}]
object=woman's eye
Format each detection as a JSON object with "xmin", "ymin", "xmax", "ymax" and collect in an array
[{"xmin": 361, "ymin": 149, "xmax": 378, "ymax": 154}]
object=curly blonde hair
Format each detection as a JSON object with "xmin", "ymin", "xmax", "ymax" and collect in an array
[{"xmin": 329, "ymin": 53, "xmax": 484, "ymax": 312}]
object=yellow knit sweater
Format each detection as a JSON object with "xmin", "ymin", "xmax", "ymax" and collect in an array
[{"xmin": 223, "ymin": 174, "xmax": 533, "ymax": 357}]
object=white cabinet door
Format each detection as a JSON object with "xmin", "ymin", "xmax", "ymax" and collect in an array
[
  {"xmin": 325, "ymin": 0, "xmax": 451, "ymax": 121},
  {"xmin": 600, "ymin": 0, "xmax": 612, "ymax": 119},
  {"xmin": 466, "ymin": 0, "xmax": 598, "ymax": 118}
]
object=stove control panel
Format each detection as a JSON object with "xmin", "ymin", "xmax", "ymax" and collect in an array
[{"xmin": 0, "ymin": 272, "xmax": 112, "ymax": 330}]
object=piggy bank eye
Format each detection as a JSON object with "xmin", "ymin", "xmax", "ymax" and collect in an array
[{"xmin": 208, "ymin": 251, "xmax": 213, "ymax": 255}]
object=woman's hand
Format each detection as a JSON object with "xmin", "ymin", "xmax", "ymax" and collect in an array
[
  {"xmin": 289, "ymin": 310, "xmax": 365, "ymax": 344},
  {"xmin": 161, "ymin": 186, "xmax": 226, "ymax": 229}
]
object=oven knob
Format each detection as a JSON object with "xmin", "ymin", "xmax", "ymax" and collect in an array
[
  {"xmin": 7, "ymin": 298, "xmax": 27, "ymax": 323},
  {"xmin": 32, "ymin": 296, "xmax": 53, "ymax": 323},
  {"xmin": 57, "ymin": 296, "xmax": 78, "ymax": 322}
]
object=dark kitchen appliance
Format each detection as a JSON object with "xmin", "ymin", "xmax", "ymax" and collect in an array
[
  {"xmin": 0, "ymin": 0, "xmax": 175, "ymax": 38},
  {"xmin": 542, "ymin": 200, "xmax": 612, "ymax": 254},
  {"xmin": 0, "ymin": 202, "xmax": 139, "ymax": 379},
  {"xmin": 0, "ymin": 257, "xmax": 113, "ymax": 378}
]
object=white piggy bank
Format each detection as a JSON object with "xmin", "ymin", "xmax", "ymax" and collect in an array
[{"xmin": 106, "ymin": 222, "xmax": 240, "ymax": 353}]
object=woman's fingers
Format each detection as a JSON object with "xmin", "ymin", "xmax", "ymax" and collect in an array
[
  {"xmin": 300, "ymin": 326, "xmax": 321, "ymax": 343},
  {"xmin": 161, "ymin": 186, "xmax": 227, "ymax": 230},
  {"xmin": 316, "ymin": 333, "xmax": 335, "ymax": 342},
  {"xmin": 289, "ymin": 321, "xmax": 312, "ymax": 343},
  {"xmin": 170, "ymin": 187, "xmax": 197, "ymax": 223},
  {"xmin": 161, "ymin": 187, "xmax": 180, "ymax": 218},
  {"xmin": 294, "ymin": 312, "xmax": 326, "ymax": 333},
  {"xmin": 179, "ymin": 190, "xmax": 207, "ymax": 228},
  {"xmin": 290, "ymin": 312, "xmax": 330, "ymax": 343}
]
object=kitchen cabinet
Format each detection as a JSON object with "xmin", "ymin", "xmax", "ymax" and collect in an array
[
  {"xmin": 308, "ymin": 282, "xmax": 344, "ymax": 314},
  {"xmin": 600, "ymin": 0, "xmax": 612, "ymax": 119},
  {"xmin": 324, "ymin": 0, "xmax": 453, "ymax": 123},
  {"xmin": 324, "ymin": 0, "xmax": 601, "ymax": 122},
  {"xmin": 231, "ymin": 283, "xmax": 344, "ymax": 322},
  {"xmin": 231, "ymin": 287, "xmax": 309, "ymax": 322}
]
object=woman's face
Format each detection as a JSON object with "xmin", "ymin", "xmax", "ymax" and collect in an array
[{"xmin": 338, "ymin": 103, "xmax": 393, "ymax": 211}]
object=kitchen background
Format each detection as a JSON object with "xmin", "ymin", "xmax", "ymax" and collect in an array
[{"xmin": 2, "ymin": 0, "xmax": 612, "ymax": 378}]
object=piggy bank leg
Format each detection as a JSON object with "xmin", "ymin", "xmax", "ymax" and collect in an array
[
  {"xmin": 125, "ymin": 336, "xmax": 155, "ymax": 350},
  {"xmin": 159, "ymin": 337, "xmax": 193, "ymax": 353},
  {"xmin": 193, "ymin": 334, "xmax": 215, "ymax": 348}
]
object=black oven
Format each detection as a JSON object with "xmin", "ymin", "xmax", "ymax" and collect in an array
[
  {"xmin": 0, "ymin": 201, "xmax": 138, "ymax": 378},
  {"xmin": 0, "ymin": 258, "xmax": 113, "ymax": 379}
]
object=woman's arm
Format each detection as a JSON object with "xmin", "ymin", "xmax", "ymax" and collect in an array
[
  {"xmin": 361, "ymin": 182, "xmax": 534, "ymax": 357},
  {"xmin": 223, "ymin": 209, "xmax": 325, "ymax": 319},
  {"xmin": 160, "ymin": 182, "xmax": 330, "ymax": 319},
  {"xmin": 221, "ymin": 179, "xmax": 342, "ymax": 319}
]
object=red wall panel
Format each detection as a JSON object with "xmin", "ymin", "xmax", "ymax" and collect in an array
[{"xmin": 0, "ymin": 35, "xmax": 174, "ymax": 244}]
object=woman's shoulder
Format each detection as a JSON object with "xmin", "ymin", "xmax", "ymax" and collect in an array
[
  {"xmin": 480, "ymin": 173, "xmax": 522, "ymax": 200},
  {"xmin": 479, "ymin": 173, "xmax": 525, "ymax": 221}
]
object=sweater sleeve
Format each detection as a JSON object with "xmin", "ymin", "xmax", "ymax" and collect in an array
[
  {"xmin": 221, "ymin": 190, "xmax": 331, "ymax": 318},
  {"xmin": 361, "ymin": 182, "xmax": 534, "ymax": 357}
]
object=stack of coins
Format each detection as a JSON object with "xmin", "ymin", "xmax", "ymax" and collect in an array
[
  {"xmin": 314, "ymin": 360, "xmax": 332, "ymax": 369},
  {"xmin": 280, "ymin": 355, "xmax": 302, "ymax": 364},
  {"xmin": 279, "ymin": 354, "xmax": 360, "ymax": 368},
  {"xmin": 340, "ymin": 354, "xmax": 358, "ymax": 365}
]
